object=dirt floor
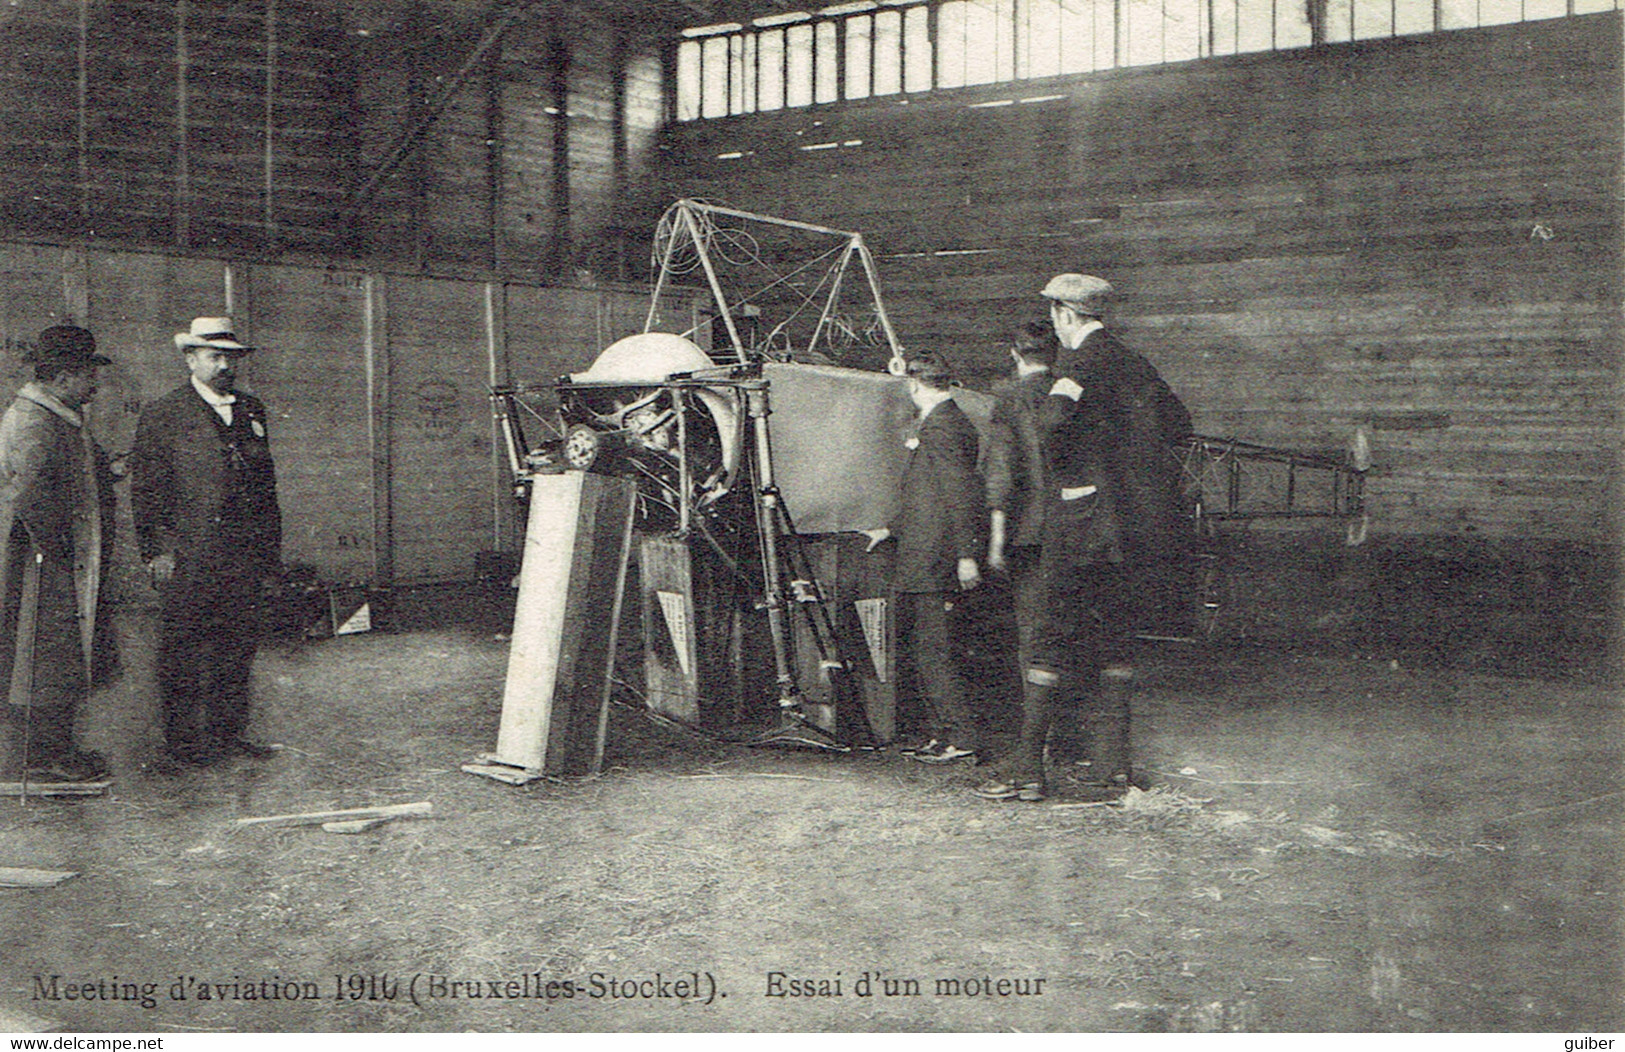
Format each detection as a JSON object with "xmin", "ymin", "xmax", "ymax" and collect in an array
[{"xmin": 0, "ymin": 607, "xmax": 1621, "ymax": 1034}]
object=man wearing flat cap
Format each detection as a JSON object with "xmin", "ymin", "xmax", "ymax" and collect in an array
[
  {"xmin": 132, "ymin": 317, "xmax": 282, "ymax": 771},
  {"xmin": 977, "ymin": 274, "xmax": 1192, "ymax": 803},
  {"xmin": 0, "ymin": 325, "xmax": 118, "ymax": 783}
]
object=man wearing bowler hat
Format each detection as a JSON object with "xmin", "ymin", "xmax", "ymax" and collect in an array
[
  {"xmin": 977, "ymin": 275, "xmax": 1191, "ymax": 803},
  {"xmin": 132, "ymin": 317, "xmax": 282, "ymax": 771},
  {"xmin": 0, "ymin": 325, "xmax": 118, "ymax": 784}
]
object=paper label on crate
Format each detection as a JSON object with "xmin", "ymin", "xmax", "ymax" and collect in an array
[
  {"xmin": 854, "ymin": 597, "xmax": 887, "ymax": 683},
  {"xmin": 657, "ymin": 590, "xmax": 692, "ymax": 677},
  {"xmin": 335, "ymin": 602, "xmax": 372, "ymax": 636}
]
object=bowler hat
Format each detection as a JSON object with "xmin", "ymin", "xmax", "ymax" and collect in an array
[
  {"xmin": 174, "ymin": 316, "xmax": 254, "ymax": 353},
  {"xmin": 1040, "ymin": 273, "xmax": 1113, "ymax": 316},
  {"xmin": 27, "ymin": 325, "xmax": 112, "ymax": 368}
]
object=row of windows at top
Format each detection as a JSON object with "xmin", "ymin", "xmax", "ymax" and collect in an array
[{"xmin": 675, "ymin": 0, "xmax": 1618, "ymax": 120}]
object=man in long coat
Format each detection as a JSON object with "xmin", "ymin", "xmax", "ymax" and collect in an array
[
  {"xmin": 132, "ymin": 317, "xmax": 282, "ymax": 770},
  {"xmin": 0, "ymin": 325, "xmax": 116, "ymax": 783}
]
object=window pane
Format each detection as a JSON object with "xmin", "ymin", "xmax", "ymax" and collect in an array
[
  {"xmin": 874, "ymin": 10, "xmax": 903, "ymax": 93},
  {"xmin": 759, "ymin": 28, "xmax": 785, "ymax": 110},
  {"xmin": 904, "ymin": 4, "xmax": 933, "ymax": 90},
  {"xmin": 816, "ymin": 22, "xmax": 839, "ymax": 102},
  {"xmin": 742, "ymin": 33, "xmax": 758, "ymax": 111},
  {"xmin": 1323, "ymin": 0, "xmax": 1352, "ymax": 40},
  {"xmin": 847, "ymin": 15, "xmax": 873, "ymax": 96},
  {"xmin": 1276, "ymin": 0, "xmax": 1310, "ymax": 46},
  {"xmin": 787, "ymin": 23, "xmax": 814, "ymax": 106},
  {"xmin": 702, "ymin": 36, "xmax": 729, "ymax": 117},
  {"xmin": 937, "ymin": 3, "xmax": 966, "ymax": 87},
  {"xmin": 962, "ymin": 0, "xmax": 1011, "ymax": 84},
  {"xmin": 1523, "ymin": 0, "xmax": 1565, "ymax": 18},
  {"xmin": 1479, "ymin": 0, "xmax": 1521, "ymax": 23},
  {"xmin": 1022, "ymin": 0, "xmax": 1062, "ymax": 78},
  {"xmin": 1236, "ymin": 0, "xmax": 1272, "ymax": 51},
  {"xmin": 1352, "ymin": 0, "xmax": 1393, "ymax": 39},
  {"xmin": 1573, "ymin": 0, "xmax": 1616, "ymax": 13},
  {"xmin": 677, "ymin": 39, "xmax": 702, "ymax": 121},
  {"xmin": 1058, "ymin": 0, "xmax": 1097, "ymax": 72},
  {"xmin": 1393, "ymin": 0, "xmax": 1430, "ymax": 32},
  {"xmin": 1437, "ymin": 0, "xmax": 1477, "ymax": 28},
  {"xmin": 1210, "ymin": 0, "xmax": 1237, "ymax": 53},
  {"xmin": 1126, "ymin": 0, "xmax": 1162, "ymax": 64},
  {"xmin": 1164, "ymin": 0, "xmax": 1202, "ymax": 60}
]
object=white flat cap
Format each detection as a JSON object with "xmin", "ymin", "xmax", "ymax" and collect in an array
[{"xmin": 1040, "ymin": 274, "xmax": 1113, "ymax": 316}]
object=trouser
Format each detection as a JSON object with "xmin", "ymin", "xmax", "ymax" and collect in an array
[
  {"xmin": 1005, "ymin": 544, "xmax": 1087, "ymax": 760},
  {"xmin": 1007, "ymin": 545, "xmax": 1044, "ymax": 680},
  {"xmin": 899, "ymin": 591, "xmax": 981, "ymax": 750},
  {"xmin": 158, "ymin": 569, "xmax": 263, "ymax": 758},
  {"xmin": 1004, "ymin": 553, "xmax": 1134, "ymax": 785}
]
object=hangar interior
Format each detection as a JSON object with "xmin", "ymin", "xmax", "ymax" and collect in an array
[{"xmin": 0, "ymin": 0, "xmax": 1619, "ymax": 1035}]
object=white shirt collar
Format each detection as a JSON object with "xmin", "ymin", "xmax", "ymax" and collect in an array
[
  {"xmin": 915, "ymin": 389, "xmax": 954, "ymax": 420},
  {"xmin": 18, "ymin": 382, "xmax": 84, "ymax": 429},
  {"xmin": 1064, "ymin": 319, "xmax": 1105, "ymax": 350},
  {"xmin": 191, "ymin": 374, "xmax": 237, "ymax": 407}
]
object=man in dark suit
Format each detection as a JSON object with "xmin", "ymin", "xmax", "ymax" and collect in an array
[
  {"xmin": 864, "ymin": 353, "xmax": 985, "ymax": 764},
  {"xmin": 977, "ymin": 275, "xmax": 1191, "ymax": 803},
  {"xmin": 132, "ymin": 317, "xmax": 282, "ymax": 770}
]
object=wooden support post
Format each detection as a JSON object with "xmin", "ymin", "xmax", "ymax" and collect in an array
[
  {"xmin": 61, "ymin": 247, "xmax": 89, "ymax": 325},
  {"xmin": 364, "ymin": 274, "xmax": 393, "ymax": 585},
  {"xmin": 485, "ymin": 32, "xmax": 504, "ymax": 271},
  {"xmin": 174, "ymin": 0, "xmax": 191, "ymax": 248},
  {"xmin": 609, "ymin": 28, "xmax": 628, "ymax": 281},
  {"xmin": 76, "ymin": 0, "xmax": 89, "ymax": 226},
  {"xmin": 484, "ymin": 281, "xmax": 507, "ymax": 552},
  {"xmin": 927, "ymin": 0, "xmax": 940, "ymax": 88},
  {"xmin": 546, "ymin": 11, "xmax": 571, "ymax": 281},
  {"xmin": 407, "ymin": 1, "xmax": 429, "ymax": 269},
  {"xmin": 833, "ymin": 14, "xmax": 846, "ymax": 99},
  {"xmin": 263, "ymin": 0, "xmax": 278, "ymax": 253}
]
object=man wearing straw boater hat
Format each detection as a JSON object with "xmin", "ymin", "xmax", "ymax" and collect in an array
[
  {"xmin": 0, "ymin": 324, "xmax": 118, "ymax": 785},
  {"xmin": 132, "ymin": 317, "xmax": 282, "ymax": 772}
]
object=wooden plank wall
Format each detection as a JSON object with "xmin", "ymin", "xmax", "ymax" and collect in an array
[
  {"xmin": 0, "ymin": 0, "xmax": 672, "ymax": 284},
  {"xmin": 0, "ymin": 0, "xmax": 353, "ymax": 252},
  {"xmin": 0, "ymin": 240, "xmax": 675, "ymax": 585},
  {"xmin": 649, "ymin": 14, "xmax": 1623, "ymax": 547}
]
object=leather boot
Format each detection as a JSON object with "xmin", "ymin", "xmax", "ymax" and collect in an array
[
  {"xmin": 1085, "ymin": 667, "xmax": 1134, "ymax": 789},
  {"xmin": 1007, "ymin": 672, "xmax": 1058, "ymax": 785}
]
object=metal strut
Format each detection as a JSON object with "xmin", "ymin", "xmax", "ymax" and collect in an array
[{"xmin": 739, "ymin": 379, "xmax": 857, "ymax": 751}]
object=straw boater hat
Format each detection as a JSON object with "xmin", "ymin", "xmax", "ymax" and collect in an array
[
  {"xmin": 174, "ymin": 317, "xmax": 254, "ymax": 353},
  {"xmin": 1040, "ymin": 274, "xmax": 1113, "ymax": 317}
]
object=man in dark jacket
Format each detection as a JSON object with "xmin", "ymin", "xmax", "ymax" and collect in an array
[
  {"xmin": 0, "ymin": 326, "xmax": 116, "ymax": 783},
  {"xmin": 132, "ymin": 317, "xmax": 282, "ymax": 770},
  {"xmin": 864, "ymin": 353, "xmax": 985, "ymax": 764},
  {"xmin": 985, "ymin": 321, "xmax": 1057, "ymax": 686},
  {"xmin": 977, "ymin": 275, "xmax": 1191, "ymax": 802}
]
